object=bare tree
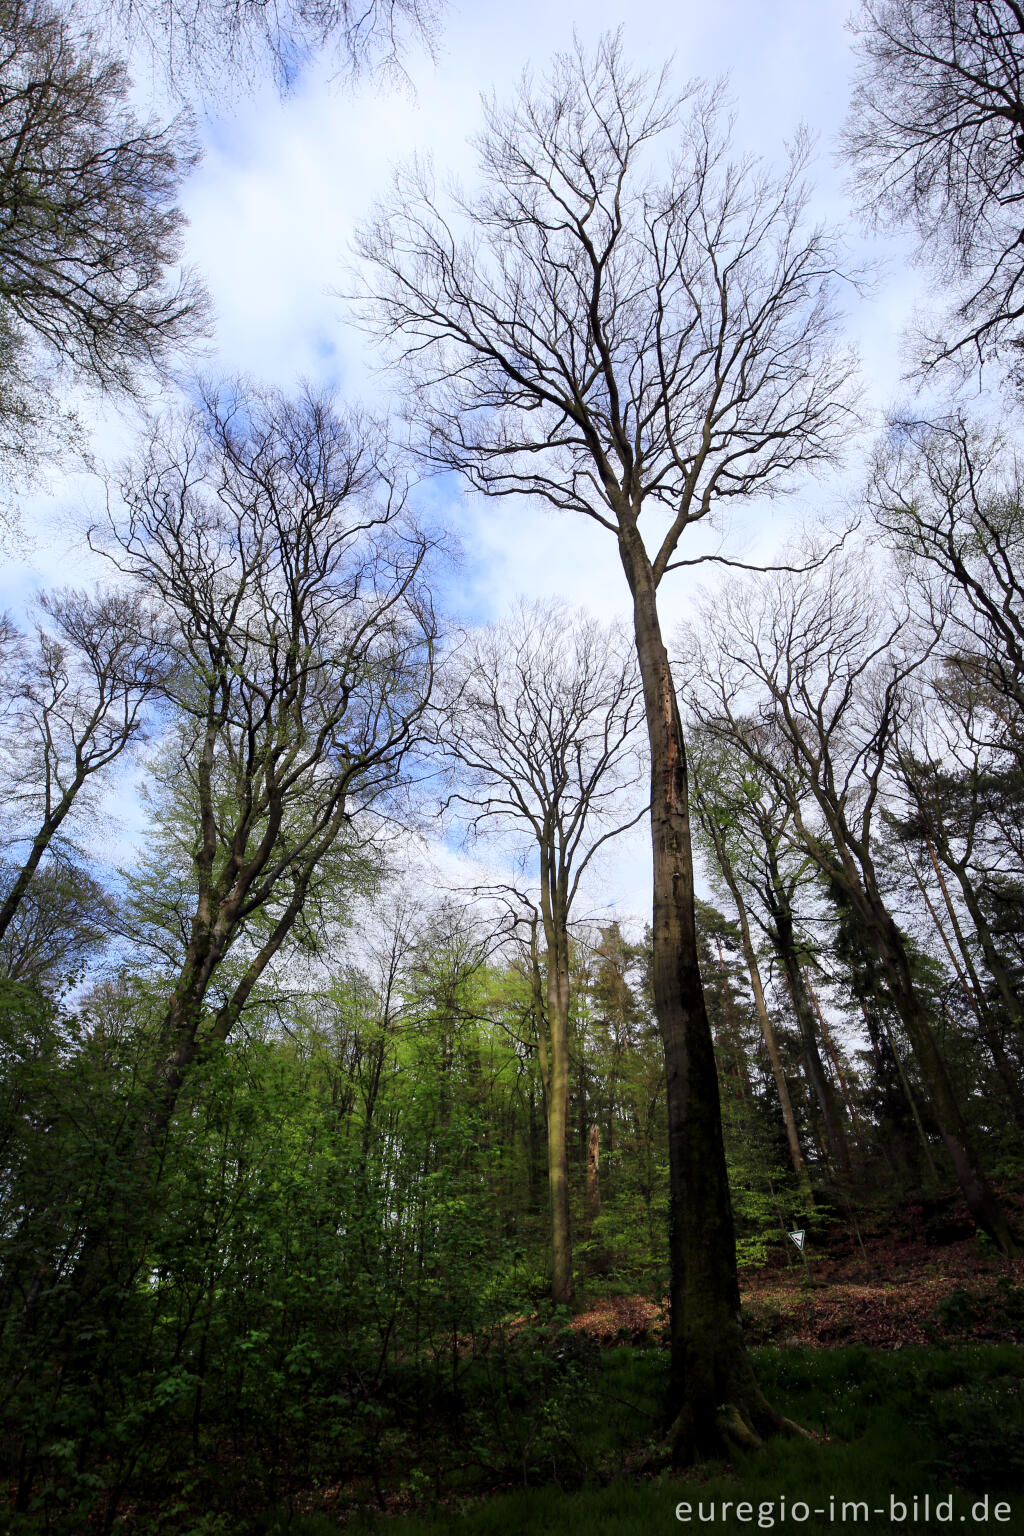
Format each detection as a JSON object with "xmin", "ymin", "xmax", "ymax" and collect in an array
[
  {"xmin": 870, "ymin": 416, "xmax": 1024, "ymax": 1109},
  {"xmin": 93, "ymin": 0, "xmax": 441, "ymax": 98},
  {"xmin": 0, "ymin": 0, "xmax": 208, "ymax": 472},
  {"xmin": 683, "ymin": 544, "xmax": 1018, "ymax": 1253},
  {"xmin": 0, "ymin": 587, "xmax": 165, "ymax": 945},
  {"xmin": 844, "ymin": 0, "xmax": 1024, "ymax": 380},
  {"xmin": 435, "ymin": 601, "xmax": 645, "ymax": 1305},
  {"xmin": 358, "ymin": 34, "xmax": 857, "ymax": 1455},
  {"xmin": 888, "ymin": 703, "xmax": 1024, "ymax": 1118},
  {"xmin": 90, "ymin": 381, "xmax": 438, "ymax": 1158},
  {"xmin": 870, "ymin": 414, "xmax": 1024, "ymax": 761}
]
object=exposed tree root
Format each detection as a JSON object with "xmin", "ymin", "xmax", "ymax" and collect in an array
[
  {"xmin": 779, "ymin": 1415, "xmax": 815, "ymax": 1440},
  {"xmin": 666, "ymin": 1397, "xmax": 814, "ymax": 1466}
]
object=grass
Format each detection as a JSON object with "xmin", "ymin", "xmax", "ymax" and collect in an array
[{"xmin": 256, "ymin": 1343, "xmax": 1024, "ymax": 1536}]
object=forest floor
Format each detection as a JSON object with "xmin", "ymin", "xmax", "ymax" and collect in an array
[
  {"xmin": 25, "ymin": 1197, "xmax": 1024, "ymax": 1535},
  {"xmin": 571, "ymin": 1196, "xmax": 1024, "ymax": 1351},
  {"xmin": 250, "ymin": 1202, "xmax": 1024, "ymax": 1535},
  {"xmin": 268, "ymin": 1338, "xmax": 1024, "ymax": 1536}
]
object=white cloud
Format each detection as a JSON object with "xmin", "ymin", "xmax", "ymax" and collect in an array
[{"xmin": 3, "ymin": 0, "xmax": 952, "ymax": 923}]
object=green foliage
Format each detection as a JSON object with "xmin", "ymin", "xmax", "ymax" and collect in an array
[
  {"xmin": 252, "ymin": 1346, "xmax": 1024, "ymax": 1536},
  {"xmin": 935, "ymin": 1277, "xmax": 1024, "ymax": 1339},
  {"xmin": 924, "ymin": 1375, "xmax": 1024, "ymax": 1488},
  {"xmin": 3, "ymin": 887, "xmax": 1021, "ymax": 1531}
]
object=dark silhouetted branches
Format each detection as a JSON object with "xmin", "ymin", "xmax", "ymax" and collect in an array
[
  {"xmin": 0, "ymin": 586, "xmax": 166, "ymax": 948},
  {"xmin": 845, "ymin": 0, "xmax": 1024, "ymax": 379},
  {"xmin": 97, "ymin": 0, "xmax": 442, "ymax": 96},
  {"xmin": 0, "ymin": 0, "xmax": 208, "ymax": 396}
]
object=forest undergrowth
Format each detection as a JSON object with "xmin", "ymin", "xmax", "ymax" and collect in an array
[
  {"xmin": 255, "ymin": 1223, "xmax": 1024, "ymax": 1536},
  {"xmin": 20, "ymin": 1211, "xmax": 1017, "ymax": 1536}
]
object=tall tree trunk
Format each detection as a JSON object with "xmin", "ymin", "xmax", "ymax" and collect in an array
[
  {"xmin": 926, "ymin": 835, "xmax": 1024, "ymax": 1081},
  {"xmin": 527, "ymin": 1081, "xmax": 540, "ymax": 1208},
  {"xmin": 821, "ymin": 814, "xmax": 1017, "ymax": 1250},
  {"xmin": 906, "ymin": 843, "xmax": 1024, "ymax": 1121},
  {"xmin": 742, "ymin": 934, "xmax": 810, "ymax": 1193},
  {"xmin": 535, "ymin": 887, "xmax": 574, "ymax": 1307},
  {"xmin": 69, "ymin": 901, "xmax": 232, "ymax": 1306},
  {"xmin": 544, "ymin": 923, "xmax": 574, "ymax": 1305},
  {"xmin": 804, "ymin": 972, "xmax": 863, "ymax": 1140},
  {"xmin": 621, "ymin": 533, "xmax": 785, "ymax": 1460},
  {"xmin": 0, "ymin": 782, "xmax": 84, "ymax": 942},
  {"xmin": 861, "ymin": 890, "xmax": 1017, "ymax": 1254},
  {"xmin": 765, "ymin": 867, "xmax": 851, "ymax": 1175},
  {"xmin": 857, "ymin": 993, "xmax": 938, "ymax": 1188},
  {"xmin": 585, "ymin": 1124, "xmax": 600, "ymax": 1232},
  {"xmin": 708, "ymin": 843, "xmax": 810, "ymax": 1196},
  {"xmin": 712, "ymin": 934, "xmax": 755, "ymax": 1101}
]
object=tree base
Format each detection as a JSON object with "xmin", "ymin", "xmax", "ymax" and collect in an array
[{"xmin": 666, "ymin": 1396, "xmax": 812, "ymax": 1466}]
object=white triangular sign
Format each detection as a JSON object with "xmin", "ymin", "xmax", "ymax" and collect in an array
[{"xmin": 788, "ymin": 1229, "xmax": 806, "ymax": 1251}]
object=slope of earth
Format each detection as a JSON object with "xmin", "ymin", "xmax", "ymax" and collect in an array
[{"xmin": 570, "ymin": 1194, "xmax": 1024, "ymax": 1349}]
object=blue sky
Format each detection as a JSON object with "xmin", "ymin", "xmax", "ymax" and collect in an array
[
  {"xmin": 175, "ymin": 0, "xmax": 933, "ymax": 638},
  {"xmin": 3, "ymin": 0, "xmax": 948, "ymax": 922}
]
